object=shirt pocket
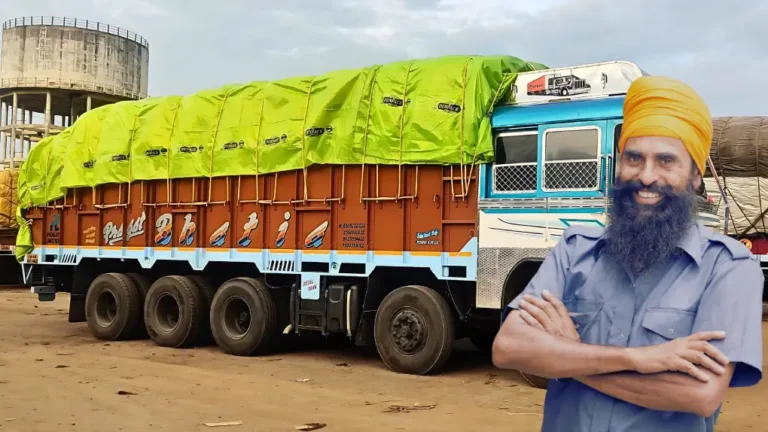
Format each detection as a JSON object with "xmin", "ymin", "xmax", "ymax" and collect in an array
[
  {"xmin": 563, "ymin": 299, "xmax": 604, "ymax": 344},
  {"xmin": 641, "ymin": 307, "xmax": 696, "ymax": 346}
]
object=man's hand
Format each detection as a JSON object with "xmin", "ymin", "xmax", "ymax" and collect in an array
[
  {"xmin": 518, "ymin": 290, "xmax": 580, "ymax": 342},
  {"xmin": 628, "ymin": 331, "xmax": 730, "ymax": 383}
]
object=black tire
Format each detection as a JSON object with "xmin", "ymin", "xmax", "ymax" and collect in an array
[
  {"xmin": 125, "ymin": 272, "xmax": 151, "ymax": 300},
  {"xmin": 210, "ymin": 277, "xmax": 277, "ymax": 356},
  {"xmin": 84, "ymin": 273, "xmax": 142, "ymax": 341},
  {"xmin": 144, "ymin": 275, "xmax": 205, "ymax": 348},
  {"xmin": 188, "ymin": 274, "xmax": 217, "ymax": 344},
  {"xmin": 125, "ymin": 272, "xmax": 152, "ymax": 339},
  {"xmin": 373, "ymin": 285, "xmax": 455, "ymax": 375},
  {"xmin": 189, "ymin": 275, "xmax": 216, "ymax": 306}
]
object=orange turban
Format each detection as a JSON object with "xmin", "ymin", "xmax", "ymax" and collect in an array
[{"xmin": 618, "ymin": 76, "xmax": 713, "ymax": 173}]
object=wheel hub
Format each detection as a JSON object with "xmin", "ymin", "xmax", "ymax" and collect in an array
[
  {"xmin": 390, "ymin": 308, "xmax": 427, "ymax": 354},
  {"xmin": 222, "ymin": 296, "xmax": 252, "ymax": 340},
  {"xmin": 155, "ymin": 294, "xmax": 181, "ymax": 333},
  {"xmin": 95, "ymin": 291, "xmax": 118, "ymax": 327}
]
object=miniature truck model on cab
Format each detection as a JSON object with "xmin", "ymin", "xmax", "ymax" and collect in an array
[{"xmin": 15, "ymin": 58, "xmax": 723, "ymax": 378}]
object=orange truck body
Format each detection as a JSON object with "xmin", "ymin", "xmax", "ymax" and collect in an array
[{"xmin": 24, "ymin": 164, "xmax": 477, "ymax": 273}]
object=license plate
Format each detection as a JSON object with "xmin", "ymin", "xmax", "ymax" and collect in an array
[
  {"xmin": 0, "ymin": 245, "xmax": 10, "ymax": 251},
  {"xmin": 26, "ymin": 254, "xmax": 39, "ymax": 264}
]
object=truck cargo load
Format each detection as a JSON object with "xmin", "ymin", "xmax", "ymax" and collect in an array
[
  {"xmin": 703, "ymin": 116, "xmax": 768, "ymax": 236},
  {"xmin": 0, "ymin": 169, "xmax": 21, "ymax": 284},
  {"xmin": 17, "ymin": 55, "xmax": 543, "ymax": 202},
  {"xmin": 0, "ymin": 169, "xmax": 18, "ymax": 230}
]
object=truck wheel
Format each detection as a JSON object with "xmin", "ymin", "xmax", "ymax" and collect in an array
[
  {"xmin": 209, "ymin": 277, "xmax": 277, "ymax": 356},
  {"xmin": 125, "ymin": 272, "xmax": 152, "ymax": 338},
  {"xmin": 84, "ymin": 273, "xmax": 142, "ymax": 341},
  {"xmin": 374, "ymin": 285, "xmax": 455, "ymax": 375},
  {"xmin": 144, "ymin": 275, "xmax": 205, "ymax": 348},
  {"xmin": 188, "ymin": 274, "xmax": 216, "ymax": 344},
  {"xmin": 126, "ymin": 272, "xmax": 151, "ymax": 299}
]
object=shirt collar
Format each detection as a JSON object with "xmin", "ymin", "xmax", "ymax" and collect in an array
[{"xmin": 595, "ymin": 222, "xmax": 702, "ymax": 266}]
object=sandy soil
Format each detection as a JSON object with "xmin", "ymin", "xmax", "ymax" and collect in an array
[{"xmin": 0, "ymin": 288, "xmax": 765, "ymax": 432}]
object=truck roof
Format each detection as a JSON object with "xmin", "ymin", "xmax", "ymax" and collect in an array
[{"xmin": 492, "ymin": 95, "xmax": 625, "ymax": 130}]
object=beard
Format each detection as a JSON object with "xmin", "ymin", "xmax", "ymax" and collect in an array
[{"xmin": 605, "ymin": 177, "xmax": 698, "ymax": 274}]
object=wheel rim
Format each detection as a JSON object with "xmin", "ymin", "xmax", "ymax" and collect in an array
[
  {"xmin": 155, "ymin": 293, "xmax": 181, "ymax": 333},
  {"xmin": 222, "ymin": 296, "xmax": 252, "ymax": 340},
  {"xmin": 95, "ymin": 290, "xmax": 118, "ymax": 327},
  {"xmin": 389, "ymin": 307, "xmax": 428, "ymax": 355}
]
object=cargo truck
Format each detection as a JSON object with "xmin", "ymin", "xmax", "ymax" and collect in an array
[
  {"xmin": 702, "ymin": 116, "xmax": 768, "ymax": 313},
  {"xmin": 15, "ymin": 58, "xmax": 724, "ymax": 379}
]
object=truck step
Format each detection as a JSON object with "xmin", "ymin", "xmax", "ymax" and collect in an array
[
  {"xmin": 297, "ymin": 310, "xmax": 324, "ymax": 317},
  {"xmin": 296, "ymin": 324, "xmax": 324, "ymax": 332},
  {"xmin": 31, "ymin": 285, "xmax": 56, "ymax": 302}
]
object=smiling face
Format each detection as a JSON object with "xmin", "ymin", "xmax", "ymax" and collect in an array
[
  {"xmin": 606, "ymin": 136, "xmax": 701, "ymax": 273},
  {"xmin": 617, "ymin": 136, "xmax": 702, "ymax": 208}
]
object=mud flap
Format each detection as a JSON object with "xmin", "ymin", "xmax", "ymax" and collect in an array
[{"xmin": 68, "ymin": 293, "xmax": 86, "ymax": 322}]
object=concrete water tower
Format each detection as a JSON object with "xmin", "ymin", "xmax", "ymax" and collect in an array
[{"xmin": 0, "ymin": 16, "xmax": 150, "ymax": 169}]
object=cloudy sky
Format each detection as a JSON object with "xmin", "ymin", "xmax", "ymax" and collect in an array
[{"xmin": 2, "ymin": 0, "xmax": 766, "ymax": 116}]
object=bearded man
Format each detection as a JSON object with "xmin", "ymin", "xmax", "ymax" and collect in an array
[{"xmin": 492, "ymin": 76, "xmax": 763, "ymax": 432}]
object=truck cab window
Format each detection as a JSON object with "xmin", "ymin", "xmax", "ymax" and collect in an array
[
  {"xmin": 493, "ymin": 132, "xmax": 538, "ymax": 193},
  {"xmin": 542, "ymin": 127, "xmax": 600, "ymax": 191}
]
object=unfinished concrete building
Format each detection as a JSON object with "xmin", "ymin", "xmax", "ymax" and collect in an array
[{"xmin": 0, "ymin": 16, "xmax": 150, "ymax": 169}]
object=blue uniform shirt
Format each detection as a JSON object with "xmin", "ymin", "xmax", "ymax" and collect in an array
[{"xmin": 504, "ymin": 222, "xmax": 764, "ymax": 432}]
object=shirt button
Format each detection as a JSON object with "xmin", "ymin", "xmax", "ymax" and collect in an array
[
  {"xmin": 618, "ymin": 334, "xmax": 625, "ymax": 340},
  {"xmin": 668, "ymin": 329, "xmax": 675, "ymax": 336}
]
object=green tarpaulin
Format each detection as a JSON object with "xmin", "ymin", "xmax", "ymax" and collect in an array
[{"xmin": 15, "ymin": 54, "xmax": 546, "ymax": 257}]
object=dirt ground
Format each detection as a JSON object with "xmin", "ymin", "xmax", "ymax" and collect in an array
[{"xmin": 0, "ymin": 288, "xmax": 765, "ymax": 432}]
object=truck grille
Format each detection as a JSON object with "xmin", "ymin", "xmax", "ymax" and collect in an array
[
  {"xmin": 493, "ymin": 164, "xmax": 536, "ymax": 193},
  {"xmin": 475, "ymin": 246, "xmax": 551, "ymax": 309}
]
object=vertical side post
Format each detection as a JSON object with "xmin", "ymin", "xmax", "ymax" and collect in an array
[
  {"xmin": 45, "ymin": 91, "xmax": 52, "ymax": 137},
  {"xmin": 10, "ymin": 92, "xmax": 17, "ymax": 168},
  {"xmin": 22, "ymin": 108, "xmax": 30, "ymax": 159},
  {"xmin": 0, "ymin": 100, "xmax": 6, "ymax": 166}
]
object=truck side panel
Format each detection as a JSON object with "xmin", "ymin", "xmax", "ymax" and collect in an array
[{"xmin": 23, "ymin": 164, "xmax": 479, "ymax": 281}]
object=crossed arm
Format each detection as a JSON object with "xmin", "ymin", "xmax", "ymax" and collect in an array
[
  {"xmin": 491, "ymin": 292, "xmax": 734, "ymax": 418},
  {"xmin": 576, "ymin": 368, "xmax": 733, "ymax": 418}
]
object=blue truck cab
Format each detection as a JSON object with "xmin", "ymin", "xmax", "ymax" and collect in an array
[{"xmin": 474, "ymin": 61, "xmax": 720, "ymax": 311}]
